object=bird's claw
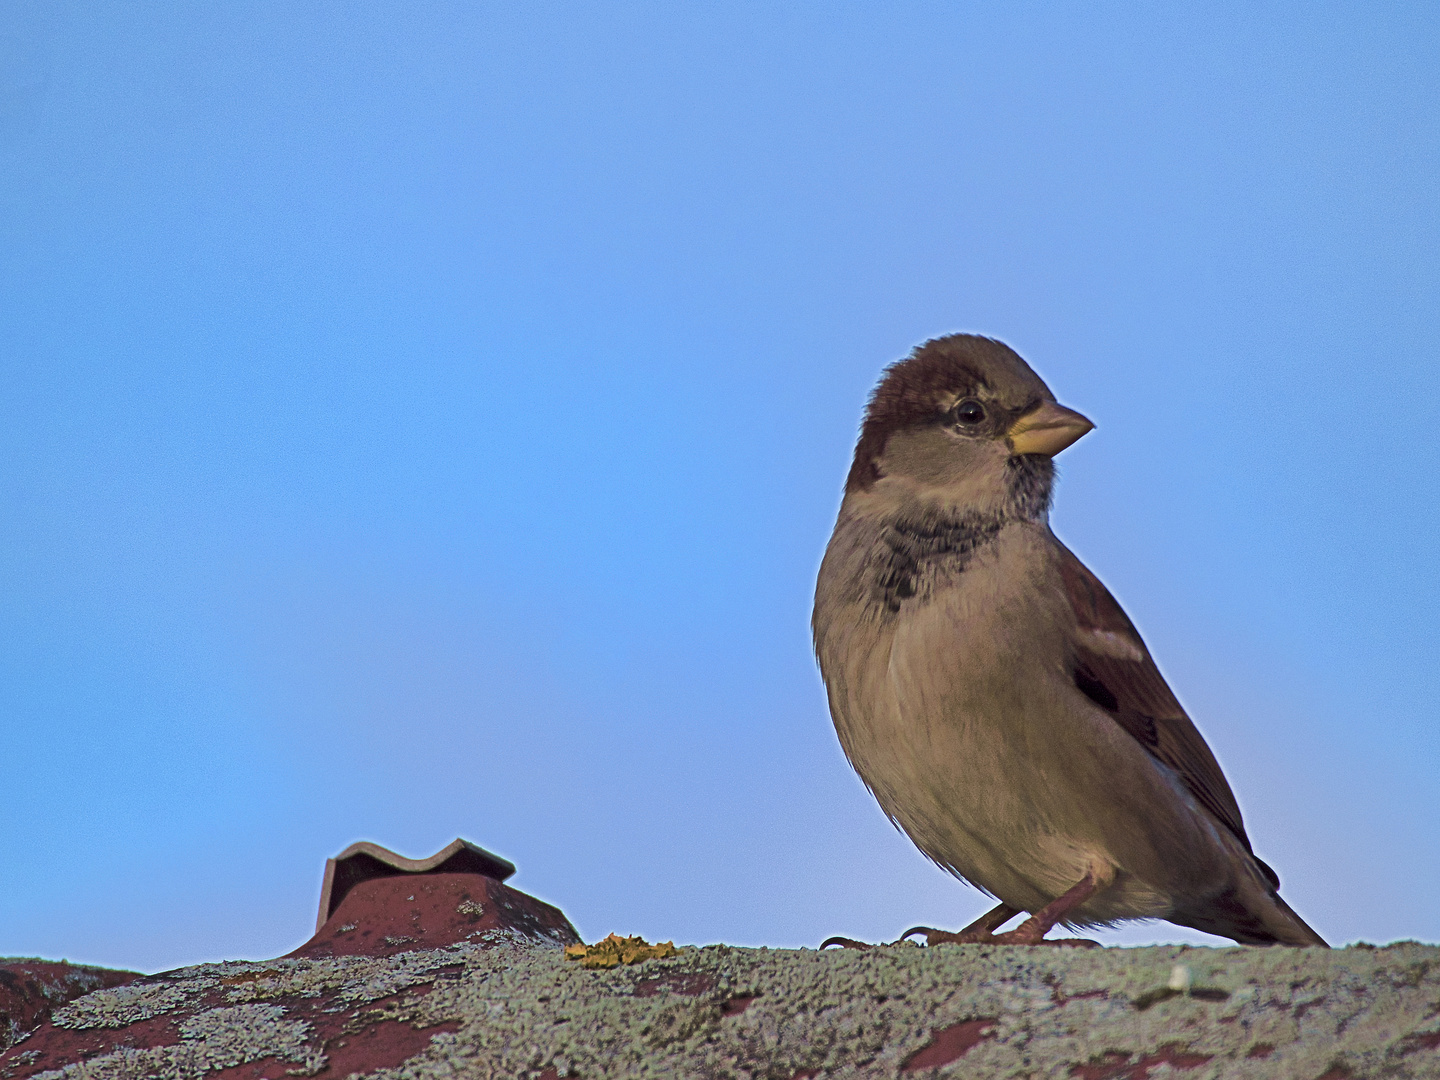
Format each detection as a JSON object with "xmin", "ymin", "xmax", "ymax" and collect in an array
[
  {"xmin": 989, "ymin": 928, "xmax": 1103, "ymax": 947},
  {"xmin": 901, "ymin": 923, "xmax": 1104, "ymax": 948},
  {"xmin": 900, "ymin": 925, "xmax": 991, "ymax": 946},
  {"xmin": 819, "ymin": 936, "xmax": 875, "ymax": 951}
]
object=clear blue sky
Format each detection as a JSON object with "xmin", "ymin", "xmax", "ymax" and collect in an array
[{"xmin": 3, "ymin": 2, "xmax": 1436, "ymax": 972}]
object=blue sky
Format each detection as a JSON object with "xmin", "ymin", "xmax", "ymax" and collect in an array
[{"xmin": 3, "ymin": 2, "xmax": 1436, "ymax": 972}]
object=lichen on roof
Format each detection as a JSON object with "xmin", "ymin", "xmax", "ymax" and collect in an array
[{"xmin": 18, "ymin": 938, "xmax": 1440, "ymax": 1079}]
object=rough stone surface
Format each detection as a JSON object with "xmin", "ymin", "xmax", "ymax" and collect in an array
[
  {"xmin": 4, "ymin": 937, "xmax": 1438, "ymax": 1079},
  {"xmin": 5, "ymin": 866, "xmax": 1433, "ymax": 1078},
  {"xmin": 0, "ymin": 963, "xmax": 140, "ymax": 1052},
  {"xmin": 0, "ymin": 871, "xmax": 580, "ymax": 1080}
]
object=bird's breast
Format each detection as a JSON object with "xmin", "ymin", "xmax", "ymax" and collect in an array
[
  {"xmin": 814, "ymin": 514, "xmax": 1136, "ymax": 906},
  {"xmin": 817, "ymin": 514, "xmax": 1065, "ymax": 781}
]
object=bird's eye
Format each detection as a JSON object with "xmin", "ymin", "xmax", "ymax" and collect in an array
[{"xmin": 952, "ymin": 399, "xmax": 986, "ymax": 426}]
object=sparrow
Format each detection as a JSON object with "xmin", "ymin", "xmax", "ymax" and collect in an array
[{"xmin": 812, "ymin": 334, "xmax": 1326, "ymax": 947}]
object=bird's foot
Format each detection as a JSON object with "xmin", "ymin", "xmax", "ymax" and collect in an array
[
  {"xmin": 899, "ymin": 901, "xmax": 1024, "ymax": 946},
  {"xmin": 902, "ymin": 923, "xmax": 1101, "ymax": 948},
  {"xmin": 824, "ymin": 877, "xmax": 1108, "ymax": 951},
  {"xmin": 988, "ymin": 873, "xmax": 1105, "ymax": 947},
  {"xmin": 990, "ymin": 927, "xmax": 1103, "ymax": 948},
  {"xmin": 899, "ymin": 877, "xmax": 1108, "ymax": 948},
  {"xmin": 900, "ymin": 925, "xmax": 997, "ymax": 946},
  {"xmin": 819, "ymin": 936, "xmax": 876, "ymax": 951}
]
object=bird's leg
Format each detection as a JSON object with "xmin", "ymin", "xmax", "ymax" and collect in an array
[
  {"xmin": 825, "ymin": 902, "xmax": 1024, "ymax": 950},
  {"xmin": 827, "ymin": 873, "xmax": 1106, "ymax": 951},
  {"xmin": 901, "ymin": 903, "xmax": 1021, "ymax": 946},
  {"xmin": 992, "ymin": 872, "xmax": 1103, "ymax": 946}
]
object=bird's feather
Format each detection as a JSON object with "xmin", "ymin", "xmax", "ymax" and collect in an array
[{"xmin": 1053, "ymin": 541, "xmax": 1280, "ymax": 889}]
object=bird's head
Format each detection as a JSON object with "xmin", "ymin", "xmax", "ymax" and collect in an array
[{"xmin": 845, "ymin": 334, "xmax": 1093, "ymax": 520}]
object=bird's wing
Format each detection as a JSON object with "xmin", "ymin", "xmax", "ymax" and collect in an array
[{"xmin": 1052, "ymin": 540, "xmax": 1272, "ymax": 881}]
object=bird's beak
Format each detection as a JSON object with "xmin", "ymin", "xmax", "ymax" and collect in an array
[{"xmin": 1006, "ymin": 401, "xmax": 1095, "ymax": 457}]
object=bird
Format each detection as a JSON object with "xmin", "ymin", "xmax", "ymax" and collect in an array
[{"xmin": 812, "ymin": 333, "xmax": 1326, "ymax": 948}]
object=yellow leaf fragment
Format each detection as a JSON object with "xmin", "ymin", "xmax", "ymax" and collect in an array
[{"xmin": 563, "ymin": 933, "xmax": 679, "ymax": 969}]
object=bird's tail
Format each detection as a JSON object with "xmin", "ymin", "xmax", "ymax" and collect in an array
[{"xmin": 1175, "ymin": 864, "xmax": 1328, "ymax": 948}]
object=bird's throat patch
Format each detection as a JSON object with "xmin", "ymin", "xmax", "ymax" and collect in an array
[{"xmin": 870, "ymin": 511, "xmax": 1006, "ymax": 612}]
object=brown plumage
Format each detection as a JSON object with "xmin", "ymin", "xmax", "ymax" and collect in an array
[{"xmin": 813, "ymin": 333, "xmax": 1326, "ymax": 947}]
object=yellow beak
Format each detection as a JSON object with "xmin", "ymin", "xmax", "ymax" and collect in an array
[{"xmin": 1006, "ymin": 401, "xmax": 1095, "ymax": 457}]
